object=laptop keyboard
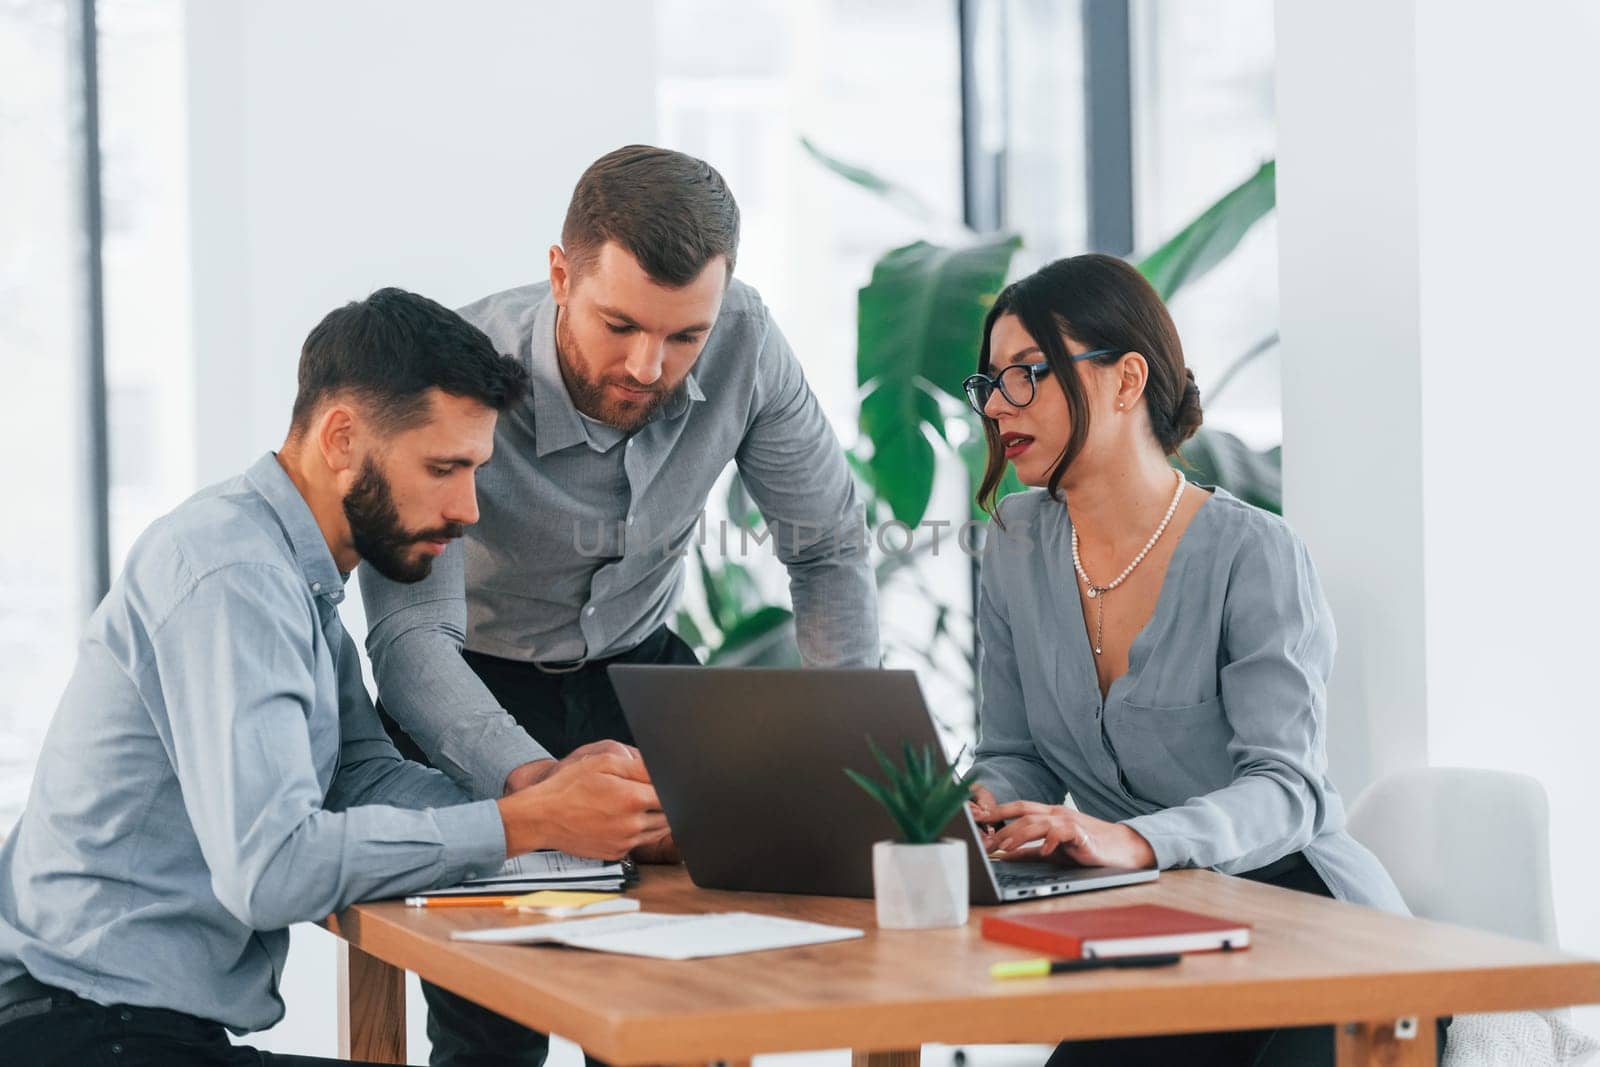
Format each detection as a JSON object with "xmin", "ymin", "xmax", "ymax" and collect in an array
[{"xmin": 994, "ymin": 861, "xmax": 1069, "ymax": 887}]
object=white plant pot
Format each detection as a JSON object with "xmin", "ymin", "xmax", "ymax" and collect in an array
[{"xmin": 872, "ymin": 839, "xmax": 969, "ymax": 929}]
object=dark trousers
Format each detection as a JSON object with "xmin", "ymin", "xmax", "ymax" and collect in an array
[
  {"xmin": 0, "ymin": 979, "xmax": 389, "ymax": 1066},
  {"xmin": 378, "ymin": 626, "xmax": 699, "ymax": 1067},
  {"xmin": 1043, "ymin": 853, "xmax": 1451, "ymax": 1066}
]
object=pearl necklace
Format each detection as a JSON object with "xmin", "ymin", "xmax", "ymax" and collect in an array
[{"xmin": 1070, "ymin": 468, "xmax": 1187, "ymax": 656}]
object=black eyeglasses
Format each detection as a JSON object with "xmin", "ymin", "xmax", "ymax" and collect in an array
[{"xmin": 962, "ymin": 349, "xmax": 1116, "ymax": 416}]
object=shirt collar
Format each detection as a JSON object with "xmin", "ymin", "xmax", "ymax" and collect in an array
[
  {"xmin": 526, "ymin": 291, "xmax": 706, "ymax": 458},
  {"xmin": 244, "ymin": 452, "xmax": 347, "ymax": 603}
]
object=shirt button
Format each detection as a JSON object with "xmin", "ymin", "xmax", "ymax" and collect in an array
[
  {"xmin": 584, "ymin": 606, "xmax": 596, "ymax": 617},
  {"xmin": 119, "ymin": 1009, "xmax": 133, "ymax": 1021},
  {"xmin": 311, "ymin": 581, "xmax": 322, "ymax": 593},
  {"xmin": 111, "ymin": 1043, "xmax": 124, "ymax": 1054}
]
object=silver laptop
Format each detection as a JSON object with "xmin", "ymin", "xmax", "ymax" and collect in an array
[{"xmin": 608, "ymin": 665, "xmax": 1158, "ymax": 904}]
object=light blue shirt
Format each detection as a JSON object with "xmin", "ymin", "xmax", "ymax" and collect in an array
[
  {"xmin": 360, "ymin": 280, "xmax": 880, "ymax": 799},
  {"xmin": 0, "ymin": 453, "xmax": 507, "ymax": 1033},
  {"xmin": 971, "ymin": 487, "xmax": 1407, "ymax": 913}
]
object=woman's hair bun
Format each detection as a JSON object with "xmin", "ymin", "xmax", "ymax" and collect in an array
[{"xmin": 1160, "ymin": 366, "xmax": 1204, "ymax": 452}]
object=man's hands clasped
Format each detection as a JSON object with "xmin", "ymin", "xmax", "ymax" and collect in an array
[{"xmin": 496, "ymin": 740, "xmax": 671, "ymax": 861}]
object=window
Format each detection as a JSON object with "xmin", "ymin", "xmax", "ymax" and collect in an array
[{"xmin": 0, "ymin": 0, "xmax": 99, "ymax": 829}]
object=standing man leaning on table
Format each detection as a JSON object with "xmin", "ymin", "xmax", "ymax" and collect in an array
[
  {"xmin": 361, "ymin": 145, "xmax": 880, "ymax": 1065},
  {"xmin": 0, "ymin": 288, "xmax": 669, "ymax": 1066}
]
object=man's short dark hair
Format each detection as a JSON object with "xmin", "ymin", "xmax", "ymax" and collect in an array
[
  {"xmin": 289, "ymin": 287, "xmax": 530, "ymax": 438},
  {"xmin": 561, "ymin": 145, "xmax": 740, "ymax": 287}
]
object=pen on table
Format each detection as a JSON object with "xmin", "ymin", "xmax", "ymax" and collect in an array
[
  {"xmin": 405, "ymin": 895, "xmax": 522, "ymax": 908},
  {"xmin": 989, "ymin": 953, "xmax": 1182, "ymax": 979}
]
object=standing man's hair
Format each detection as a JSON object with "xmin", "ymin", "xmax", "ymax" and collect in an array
[
  {"xmin": 561, "ymin": 145, "xmax": 741, "ymax": 286},
  {"xmin": 289, "ymin": 287, "xmax": 530, "ymax": 437}
]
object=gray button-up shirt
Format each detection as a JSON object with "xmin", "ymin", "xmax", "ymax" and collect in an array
[
  {"xmin": 971, "ymin": 487, "xmax": 1407, "ymax": 913},
  {"xmin": 0, "ymin": 454, "xmax": 507, "ymax": 1033},
  {"xmin": 361, "ymin": 280, "xmax": 879, "ymax": 799}
]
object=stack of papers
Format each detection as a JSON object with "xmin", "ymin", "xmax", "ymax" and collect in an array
[
  {"xmin": 451, "ymin": 911, "xmax": 864, "ymax": 959},
  {"xmin": 414, "ymin": 850, "xmax": 631, "ymax": 898}
]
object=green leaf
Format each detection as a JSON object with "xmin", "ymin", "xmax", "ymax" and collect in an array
[
  {"xmin": 673, "ymin": 610, "xmax": 705, "ymax": 655},
  {"xmin": 957, "ymin": 429, "xmax": 1026, "ymax": 520},
  {"xmin": 845, "ymin": 769, "xmax": 920, "ymax": 842},
  {"xmin": 707, "ymin": 605, "xmax": 798, "ymax": 667},
  {"xmin": 858, "ymin": 236, "xmax": 1020, "ymax": 394},
  {"xmin": 847, "ymin": 738, "xmax": 973, "ymax": 844},
  {"xmin": 694, "ymin": 547, "xmax": 726, "ymax": 633},
  {"xmin": 858, "ymin": 382, "xmax": 941, "ymax": 527},
  {"xmin": 800, "ymin": 137, "xmax": 936, "ymax": 222},
  {"xmin": 1136, "ymin": 160, "xmax": 1275, "ymax": 303},
  {"xmin": 723, "ymin": 472, "xmax": 763, "ymax": 533},
  {"xmin": 1173, "ymin": 426, "xmax": 1282, "ymax": 514},
  {"xmin": 857, "ymin": 235, "xmax": 1021, "ymax": 526},
  {"xmin": 710, "ymin": 559, "xmax": 764, "ymax": 623}
]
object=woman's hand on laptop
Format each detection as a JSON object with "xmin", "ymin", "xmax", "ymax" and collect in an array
[
  {"xmin": 982, "ymin": 801, "xmax": 1157, "ymax": 871},
  {"xmin": 496, "ymin": 750, "xmax": 670, "ymax": 860},
  {"xmin": 968, "ymin": 783, "xmax": 1004, "ymax": 833}
]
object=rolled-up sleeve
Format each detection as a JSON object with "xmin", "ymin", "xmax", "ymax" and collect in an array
[
  {"xmin": 735, "ymin": 311, "xmax": 879, "ymax": 668},
  {"xmin": 360, "ymin": 540, "xmax": 548, "ymax": 799},
  {"xmin": 148, "ymin": 564, "xmax": 507, "ymax": 930},
  {"xmin": 1123, "ymin": 526, "xmax": 1337, "ymax": 873},
  {"xmin": 971, "ymin": 550, "xmax": 1067, "ymax": 805}
]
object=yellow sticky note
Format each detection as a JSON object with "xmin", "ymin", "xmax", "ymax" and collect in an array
[{"xmin": 505, "ymin": 890, "xmax": 621, "ymax": 910}]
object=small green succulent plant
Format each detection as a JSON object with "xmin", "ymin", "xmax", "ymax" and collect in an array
[{"xmin": 845, "ymin": 736, "xmax": 975, "ymax": 845}]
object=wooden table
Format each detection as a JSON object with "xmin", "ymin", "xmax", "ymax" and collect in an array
[{"xmin": 327, "ymin": 867, "xmax": 1600, "ymax": 1066}]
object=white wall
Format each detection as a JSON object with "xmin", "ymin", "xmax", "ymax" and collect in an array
[
  {"xmin": 1278, "ymin": 0, "xmax": 1600, "ymax": 1032},
  {"xmin": 183, "ymin": 2, "xmax": 658, "ymax": 1058},
  {"xmin": 187, "ymin": 0, "xmax": 659, "ymax": 486}
]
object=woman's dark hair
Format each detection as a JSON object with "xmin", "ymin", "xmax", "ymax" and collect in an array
[
  {"xmin": 289, "ymin": 287, "xmax": 530, "ymax": 438},
  {"xmin": 975, "ymin": 253, "xmax": 1203, "ymax": 517},
  {"xmin": 562, "ymin": 144, "xmax": 740, "ymax": 286}
]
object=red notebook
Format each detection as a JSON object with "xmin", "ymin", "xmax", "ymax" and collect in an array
[{"xmin": 981, "ymin": 905, "xmax": 1252, "ymax": 959}]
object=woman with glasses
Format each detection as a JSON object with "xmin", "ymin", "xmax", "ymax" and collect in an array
[{"xmin": 962, "ymin": 254, "xmax": 1428, "ymax": 1066}]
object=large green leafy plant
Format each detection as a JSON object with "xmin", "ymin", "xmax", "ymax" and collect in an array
[{"xmin": 677, "ymin": 147, "xmax": 1283, "ymax": 668}]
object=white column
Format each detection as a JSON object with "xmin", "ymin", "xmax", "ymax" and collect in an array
[
  {"xmin": 1278, "ymin": 0, "xmax": 1600, "ymax": 1014},
  {"xmin": 1276, "ymin": 0, "xmax": 1428, "ymax": 794}
]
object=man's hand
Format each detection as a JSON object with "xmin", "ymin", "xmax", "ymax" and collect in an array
[
  {"xmin": 503, "ymin": 740, "xmax": 642, "ymax": 794},
  {"xmin": 630, "ymin": 832, "xmax": 681, "ymax": 865},
  {"xmin": 495, "ymin": 750, "xmax": 669, "ymax": 860},
  {"xmin": 982, "ymin": 800, "xmax": 1157, "ymax": 870}
]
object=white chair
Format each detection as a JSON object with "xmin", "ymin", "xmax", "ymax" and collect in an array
[{"xmin": 1346, "ymin": 765, "xmax": 1559, "ymax": 945}]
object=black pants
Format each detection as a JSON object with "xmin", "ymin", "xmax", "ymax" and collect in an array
[
  {"xmin": 0, "ymin": 980, "xmax": 389, "ymax": 1066},
  {"xmin": 1043, "ymin": 853, "xmax": 1451, "ymax": 1066},
  {"xmin": 378, "ymin": 626, "xmax": 699, "ymax": 1067}
]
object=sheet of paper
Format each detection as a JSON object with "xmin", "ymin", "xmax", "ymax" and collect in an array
[{"xmin": 451, "ymin": 911, "xmax": 864, "ymax": 959}]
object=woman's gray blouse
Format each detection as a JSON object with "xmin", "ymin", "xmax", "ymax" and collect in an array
[{"xmin": 970, "ymin": 486, "xmax": 1407, "ymax": 913}]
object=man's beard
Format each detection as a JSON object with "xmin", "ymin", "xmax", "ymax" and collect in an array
[
  {"xmin": 556, "ymin": 310, "xmax": 687, "ymax": 434},
  {"xmin": 343, "ymin": 457, "xmax": 463, "ymax": 583}
]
